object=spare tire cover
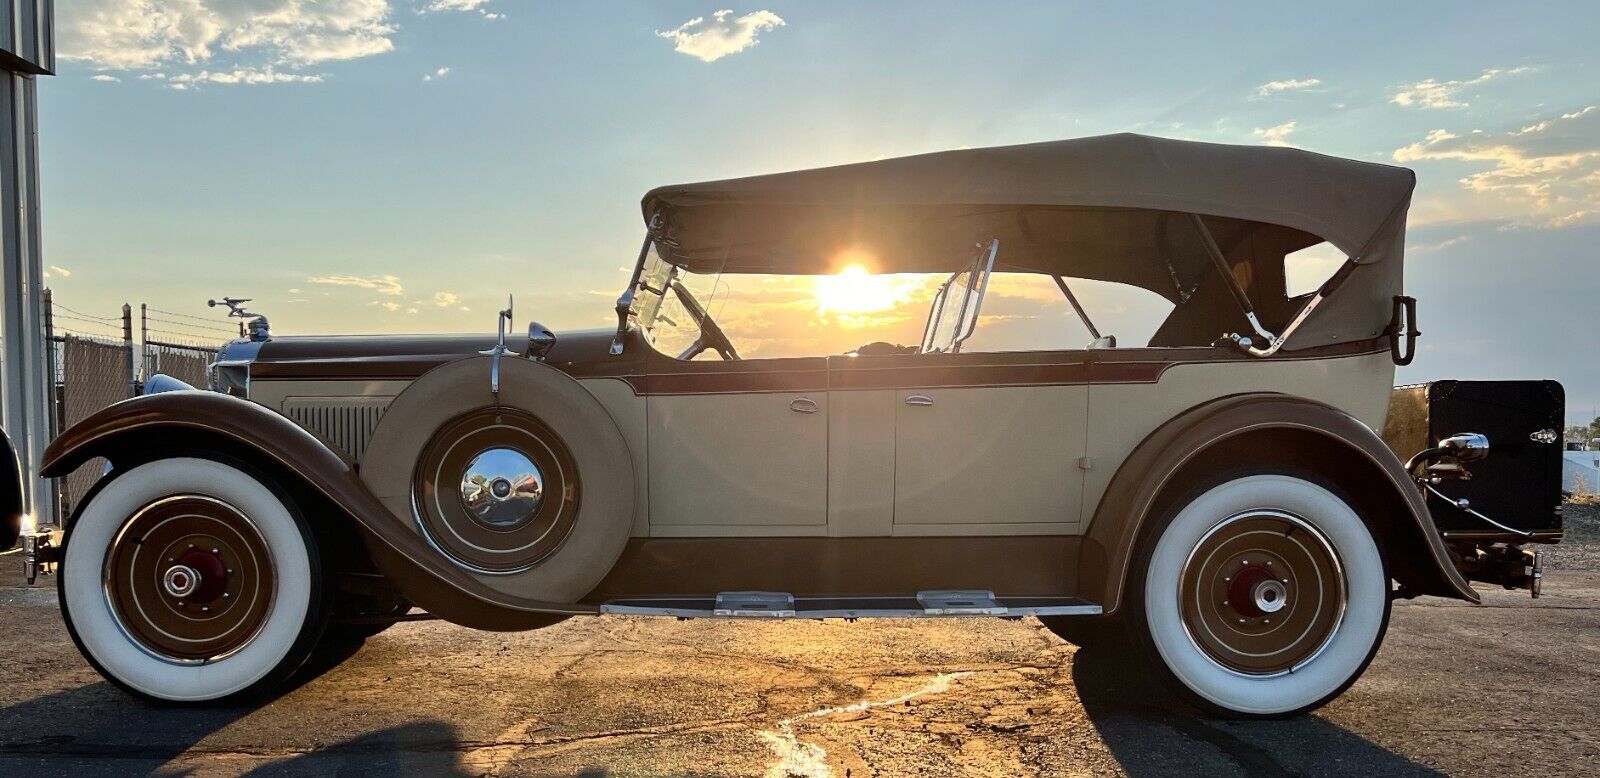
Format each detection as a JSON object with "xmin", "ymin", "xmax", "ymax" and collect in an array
[{"xmin": 361, "ymin": 356, "xmax": 635, "ymax": 603}]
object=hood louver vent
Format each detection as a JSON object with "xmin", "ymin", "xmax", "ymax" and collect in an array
[{"xmin": 281, "ymin": 397, "xmax": 392, "ymax": 462}]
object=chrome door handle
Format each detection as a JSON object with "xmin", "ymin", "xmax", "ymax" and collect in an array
[
  {"xmin": 790, "ymin": 397, "xmax": 819, "ymax": 414},
  {"xmin": 905, "ymin": 394, "xmax": 934, "ymax": 406}
]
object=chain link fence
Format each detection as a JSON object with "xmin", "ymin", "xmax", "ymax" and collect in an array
[{"xmin": 42, "ymin": 291, "xmax": 240, "ymax": 515}]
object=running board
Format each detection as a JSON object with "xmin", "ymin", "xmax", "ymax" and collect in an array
[{"xmin": 598, "ymin": 590, "xmax": 1102, "ymax": 619}]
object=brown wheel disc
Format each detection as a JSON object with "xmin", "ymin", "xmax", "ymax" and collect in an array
[
  {"xmin": 413, "ymin": 407, "xmax": 580, "ymax": 573},
  {"xmin": 1178, "ymin": 510, "xmax": 1346, "ymax": 676},
  {"xmin": 104, "ymin": 495, "xmax": 276, "ymax": 662}
]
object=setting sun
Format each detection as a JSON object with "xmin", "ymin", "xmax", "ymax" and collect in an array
[{"xmin": 814, "ymin": 262, "xmax": 923, "ymax": 317}]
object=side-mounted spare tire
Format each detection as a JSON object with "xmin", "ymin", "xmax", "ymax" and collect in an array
[{"xmin": 359, "ymin": 355, "xmax": 635, "ymax": 627}]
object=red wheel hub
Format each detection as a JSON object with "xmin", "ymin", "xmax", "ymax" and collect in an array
[
  {"xmin": 1226, "ymin": 564, "xmax": 1276, "ymax": 618},
  {"xmin": 177, "ymin": 550, "xmax": 230, "ymax": 604}
]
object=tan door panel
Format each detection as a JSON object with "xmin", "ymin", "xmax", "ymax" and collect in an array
[
  {"xmin": 893, "ymin": 385, "xmax": 1087, "ymax": 531},
  {"xmin": 827, "ymin": 390, "xmax": 896, "ymax": 536},
  {"xmin": 648, "ymin": 391, "xmax": 828, "ymax": 531}
]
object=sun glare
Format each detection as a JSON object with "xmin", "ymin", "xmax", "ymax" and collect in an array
[{"xmin": 815, "ymin": 263, "xmax": 914, "ymax": 317}]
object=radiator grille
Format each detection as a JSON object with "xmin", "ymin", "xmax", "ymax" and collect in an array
[{"xmin": 281, "ymin": 397, "xmax": 393, "ymax": 461}]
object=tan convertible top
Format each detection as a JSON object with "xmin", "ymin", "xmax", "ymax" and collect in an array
[{"xmin": 641, "ymin": 133, "xmax": 1416, "ymax": 349}]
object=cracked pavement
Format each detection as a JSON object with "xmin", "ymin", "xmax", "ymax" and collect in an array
[{"xmin": 0, "ymin": 544, "xmax": 1595, "ymax": 776}]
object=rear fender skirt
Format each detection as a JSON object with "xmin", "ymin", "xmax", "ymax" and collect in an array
[
  {"xmin": 1080, "ymin": 393, "xmax": 1478, "ymax": 614},
  {"xmin": 39, "ymin": 390, "xmax": 598, "ymax": 622}
]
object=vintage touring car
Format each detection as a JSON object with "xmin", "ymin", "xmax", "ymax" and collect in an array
[{"xmin": 24, "ymin": 135, "xmax": 1562, "ymax": 717}]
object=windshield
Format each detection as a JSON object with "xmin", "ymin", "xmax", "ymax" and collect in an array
[
  {"xmin": 629, "ymin": 242, "xmax": 676, "ymax": 334},
  {"xmin": 624, "ymin": 242, "xmax": 739, "ymax": 359},
  {"xmin": 919, "ymin": 240, "xmax": 996, "ymax": 354}
]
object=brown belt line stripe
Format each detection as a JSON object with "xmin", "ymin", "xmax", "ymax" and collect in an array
[{"xmin": 249, "ymin": 345, "xmax": 1386, "ymax": 395}]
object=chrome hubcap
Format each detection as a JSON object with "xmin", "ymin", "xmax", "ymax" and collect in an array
[
  {"xmin": 460, "ymin": 447, "xmax": 544, "ymax": 528},
  {"xmin": 1252, "ymin": 578, "xmax": 1288, "ymax": 614},
  {"xmin": 162, "ymin": 564, "xmax": 199, "ymax": 598}
]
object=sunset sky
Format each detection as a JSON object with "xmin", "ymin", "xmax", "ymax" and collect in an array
[{"xmin": 40, "ymin": 2, "xmax": 1600, "ymax": 423}]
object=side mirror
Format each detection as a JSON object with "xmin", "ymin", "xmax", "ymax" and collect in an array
[
  {"xmin": 527, "ymin": 322, "xmax": 556, "ymax": 360},
  {"xmin": 1439, "ymin": 432, "xmax": 1490, "ymax": 463}
]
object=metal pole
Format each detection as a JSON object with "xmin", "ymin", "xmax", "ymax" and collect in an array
[
  {"xmin": 140, "ymin": 302, "xmax": 148, "ymax": 384},
  {"xmin": 41, "ymin": 287, "xmax": 61, "ymax": 519},
  {"xmin": 122, "ymin": 303, "xmax": 136, "ymax": 396},
  {"xmin": 0, "ymin": 68, "xmax": 56, "ymax": 528}
]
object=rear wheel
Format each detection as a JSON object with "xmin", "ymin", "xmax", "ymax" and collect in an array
[
  {"xmin": 59, "ymin": 457, "xmax": 330, "ymax": 704},
  {"xmin": 1128, "ymin": 472, "xmax": 1390, "ymax": 718}
]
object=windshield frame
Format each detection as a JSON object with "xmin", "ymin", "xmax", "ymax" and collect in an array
[{"xmin": 919, "ymin": 238, "xmax": 998, "ymax": 354}]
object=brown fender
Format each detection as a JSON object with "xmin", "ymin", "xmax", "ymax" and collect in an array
[
  {"xmin": 1079, "ymin": 393, "xmax": 1478, "ymax": 615},
  {"xmin": 39, "ymin": 390, "xmax": 597, "ymax": 627}
]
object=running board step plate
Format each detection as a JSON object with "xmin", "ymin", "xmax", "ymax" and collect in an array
[{"xmin": 600, "ymin": 590, "xmax": 1102, "ymax": 619}]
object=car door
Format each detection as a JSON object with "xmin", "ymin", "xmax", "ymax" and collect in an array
[
  {"xmin": 830, "ymin": 351, "xmax": 1090, "ymax": 535},
  {"xmin": 644, "ymin": 351, "xmax": 830, "ymax": 534}
]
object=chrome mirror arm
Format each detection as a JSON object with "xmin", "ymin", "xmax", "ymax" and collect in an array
[{"xmin": 479, "ymin": 295, "xmax": 513, "ymax": 396}]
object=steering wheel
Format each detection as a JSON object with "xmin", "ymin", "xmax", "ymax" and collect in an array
[
  {"xmin": 678, "ymin": 315, "xmax": 741, "ymax": 361},
  {"xmin": 670, "ymin": 280, "xmax": 741, "ymax": 361}
]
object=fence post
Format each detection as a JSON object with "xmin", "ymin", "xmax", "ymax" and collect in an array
[
  {"xmin": 122, "ymin": 303, "xmax": 137, "ymax": 397},
  {"xmin": 41, "ymin": 289, "xmax": 63, "ymax": 520},
  {"xmin": 140, "ymin": 303, "xmax": 148, "ymax": 387}
]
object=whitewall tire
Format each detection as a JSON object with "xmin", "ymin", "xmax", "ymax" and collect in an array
[
  {"xmin": 1135, "ymin": 473, "xmax": 1389, "ymax": 717},
  {"xmin": 60, "ymin": 457, "xmax": 327, "ymax": 704}
]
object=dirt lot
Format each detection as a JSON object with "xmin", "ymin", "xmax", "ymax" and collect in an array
[{"xmin": 0, "ymin": 514, "xmax": 1595, "ymax": 777}]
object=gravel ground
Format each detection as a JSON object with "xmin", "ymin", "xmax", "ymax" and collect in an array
[
  {"xmin": 0, "ymin": 516, "xmax": 1593, "ymax": 777},
  {"xmin": 1547, "ymin": 502, "xmax": 1600, "ymax": 570}
]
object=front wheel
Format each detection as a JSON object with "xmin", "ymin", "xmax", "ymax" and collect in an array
[
  {"xmin": 60, "ymin": 457, "xmax": 330, "ymax": 704},
  {"xmin": 1129, "ymin": 473, "xmax": 1391, "ymax": 718}
]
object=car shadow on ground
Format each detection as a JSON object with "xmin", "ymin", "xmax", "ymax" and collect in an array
[
  {"xmin": 0, "ymin": 636, "xmax": 470, "ymax": 774},
  {"xmin": 1070, "ymin": 644, "xmax": 1443, "ymax": 777},
  {"xmin": 0, "ymin": 627, "xmax": 1449, "ymax": 776}
]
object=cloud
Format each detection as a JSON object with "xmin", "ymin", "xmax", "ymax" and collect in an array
[
  {"xmin": 1253, "ymin": 121, "xmax": 1297, "ymax": 147},
  {"xmin": 1391, "ymin": 67, "xmax": 1534, "ymax": 109},
  {"xmin": 1410, "ymin": 235, "xmax": 1472, "ymax": 254},
  {"xmin": 59, "ymin": 0, "xmax": 395, "ymax": 77},
  {"xmin": 433, "ymin": 291, "xmax": 458, "ymax": 307},
  {"xmin": 145, "ymin": 67, "xmax": 325, "ymax": 89},
  {"xmin": 423, "ymin": 66, "xmax": 449, "ymax": 81},
  {"xmin": 308, "ymin": 273, "xmax": 404, "ymax": 295},
  {"xmin": 418, "ymin": 0, "xmax": 503, "ymax": 19},
  {"xmin": 1255, "ymin": 78, "xmax": 1320, "ymax": 97},
  {"xmin": 657, "ymin": 9, "xmax": 785, "ymax": 62},
  {"xmin": 1394, "ymin": 105, "xmax": 1600, "ymax": 227},
  {"xmin": 90, "ymin": 74, "xmax": 121, "ymax": 82}
]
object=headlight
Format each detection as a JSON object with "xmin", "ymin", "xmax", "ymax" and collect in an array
[{"xmin": 209, "ymin": 339, "xmax": 263, "ymax": 397}]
